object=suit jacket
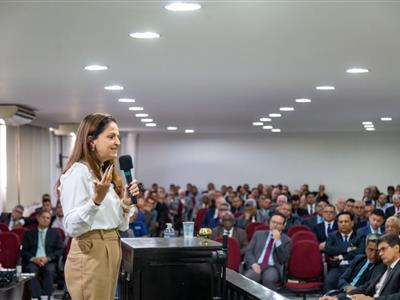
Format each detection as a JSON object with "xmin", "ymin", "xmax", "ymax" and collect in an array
[
  {"xmin": 385, "ymin": 206, "xmax": 400, "ymax": 219},
  {"xmin": 325, "ymin": 230, "xmax": 365, "ymax": 268},
  {"xmin": 211, "ymin": 225, "xmax": 248, "ymax": 254},
  {"xmin": 313, "ymin": 221, "xmax": 338, "ymax": 243},
  {"xmin": 337, "ymin": 254, "xmax": 381, "ymax": 289},
  {"xmin": 21, "ymin": 227, "xmax": 64, "ymax": 266},
  {"xmin": 293, "ymin": 207, "xmax": 308, "ymax": 217},
  {"xmin": 244, "ymin": 230, "xmax": 292, "ymax": 280},
  {"xmin": 236, "ymin": 210, "xmax": 267, "ymax": 229},
  {"xmin": 357, "ymin": 224, "xmax": 385, "ymax": 237},
  {"xmin": 348, "ymin": 261, "xmax": 400, "ymax": 300},
  {"xmin": 302, "ymin": 214, "xmax": 323, "ymax": 229},
  {"xmin": 0, "ymin": 212, "xmax": 12, "ymax": 226}
]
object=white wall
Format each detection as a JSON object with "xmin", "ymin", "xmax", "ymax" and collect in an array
[{"xmin": 135, "ymin": 132, "xmax": 400, "ymax": 200}]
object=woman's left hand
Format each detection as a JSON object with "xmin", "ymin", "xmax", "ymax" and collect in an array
[{"xmin": 123, "ymin": 180, "xmax": 140, "ymax": 205}]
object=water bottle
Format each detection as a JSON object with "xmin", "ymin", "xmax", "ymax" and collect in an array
[{"xmin": 163, "ymin": 223, "xmax": 175, "ymax": 238}]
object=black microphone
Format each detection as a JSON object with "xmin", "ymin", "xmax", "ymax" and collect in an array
[{"xmin": 118, "ymin": 155, "xmax": 137, "ymax": 204}]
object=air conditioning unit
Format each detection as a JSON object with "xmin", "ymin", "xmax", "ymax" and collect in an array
[{"xmin": 0, "ymin": 105, "xmax": 36, "ymax": 126}]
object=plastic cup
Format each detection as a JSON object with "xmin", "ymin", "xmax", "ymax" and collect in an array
[{"xmin": 183, "ymin": 222, "xmax": 194, "ymax": 238}]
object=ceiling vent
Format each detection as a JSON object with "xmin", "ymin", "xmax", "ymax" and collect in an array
[{"xmin": 0, "ymin": 105, "xmax": 36, "ymax": 126}]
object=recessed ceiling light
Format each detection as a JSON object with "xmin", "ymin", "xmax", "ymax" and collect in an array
[
  {"xmin": 118, "ymin": 98, "xmax": 135, "ymax": 103},
  {"xmin": 104, "ymin": 85, "xmax": 124, "ymax": 91},
  {"xmin": 130, "ymin": 32, "xmax": 160, "ymax": 39},
  {"xmin": 135, "ymin": 113, "xmax": 148, "ymax": 117},
  {"xmin": 271, "ymin": 129, "xmax": 281, "ymax": 132},
  {"xmin": 167, "ymin": 126, "xmax": 178, "ymax": 131},
  {"xmin": 260, "ymin": 117, "xmax": 272, "ymax": 122},
  {"xmin": 145, "ymin": 123, "xmax": 157, "ymax": 127},
  {"xmin": 316, "ymin": 86, "xmax": 335, "ymax": 91},
  {"xmin": 262, "ymin": 125, "xmax": 273, "ymax": 129},
  {"xmin": 141, "ymin": 118, "xmax": 153, "ymax": 123},
  {"xmin": 185, "ymin": 129, "xmax": 195, "ymax": 133},
  {"xmin": 364, "ymin": 124, "xmax": 374, "ymax": 128},
  {"xmin": 269, "ymin": 113, "xmax": 282, "ymax": 118},
  {"xmin": 346, "ymin": 68, "xmax": 369, "ymax": 74},
  {"xmin": 49, "ymin": 128, "xmax": 54, "ymax": 132},
  {"xmin": 295, "ymin": 98, "xmax": 312, "ymax": 103},
  {"xmin": 84, "ymin": 65, "xmax": 108, "ymax": 71},
  {"xmin": 253, "ymin": 122, "xmax": 263, "ymax": 126},
  {"xmin": 165, "ymin": 2, "xmax": 202, "ymax": 12},
  {"xmin": 129, "ymin": 107, "xmax": 144, "ymax": 111},
  {"xmin": 280, "ymin": 107, "xmax": 294, "ymax": 112},
  {"xmin": 362, "ymin": 121, "xmax": 373, "ymax": 125},
  {"xmin": 381, "ymin": 117, "xmax": 392, "ymax": 121},
  {"xmin": 365, "ymin": 128, "xmax": 375, "ymax": 131}
]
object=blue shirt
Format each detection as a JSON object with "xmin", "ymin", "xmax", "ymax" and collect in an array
[{"xmin": 35, "ymin": 227, "xmax": 48, "ymax": 257}]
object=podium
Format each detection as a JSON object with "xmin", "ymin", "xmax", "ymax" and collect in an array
[{"xmin": 119, "ymin": 237, "xmax": 224, "ymax": 300}]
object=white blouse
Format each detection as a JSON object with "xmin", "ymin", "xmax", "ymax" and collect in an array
[{"xmin": 60, "ymin": 162, "xmax": 131, "ymax": 237}]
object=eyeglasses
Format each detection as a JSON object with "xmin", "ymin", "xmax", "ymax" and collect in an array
[{"xmin": 270, "ymin": 220, "xmax": 284, "ymax": 226}]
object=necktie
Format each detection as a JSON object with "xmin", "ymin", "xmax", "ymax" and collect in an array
[
  {"xmin": 260, "ymin": 237, "xmax": 274, "ymax": 269},
  {"xmin": 310, "ymin": 205, "xmax": 314, "ymax": 214},
  {"xmin": 379, "ymin": 267, "xmax": 393, "ymax": 296},
  {"xmin": 350, "ymin": 260, "xmax": 370, "ymax": 286},
  {"xmin": 39, "ymin": 229, "xmax": 45, "ymax": 248},
  {"xmin": 344, "ymin": 235, "xmax": 349, "ymax": 248},
  {"xmin": 326, "ymin": 223, "xmax": 331, "ymax": 237}
]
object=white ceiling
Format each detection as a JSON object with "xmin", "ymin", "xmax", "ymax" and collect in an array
[{"xmin": 0, "ymin": 0, "xmax": 399, "ymax": 133}]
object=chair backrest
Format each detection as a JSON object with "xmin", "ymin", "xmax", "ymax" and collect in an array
[
  {"xmin": 0, "ymin": 232, "xmax": 21, "ymax": 268},
  {"xmin": 246, "ymin": 222, "xmax": 266, "ymax": 242},
  {"xmin": 11, "ymin": 227, "xmax": 27, "ymax": 245},
  {"xmin": 287, "ymin": 224, "xmax": 311, "ymax": 237},
  {"xmin": 0, "ymin": 223, "xmax": 10, "ymax": 232},
  {"xmin": 215, "ymin": 236, "xmax": 241, "ymax": 272},
  {"xmin": 288, "ymin": 240, "xmax": 323, "ymax": 280},
  {"xmin": 291, "ymin": 230, "xmax": 318, "ymax": 245},
  {"xmin": 55, "ymin": 228, "xmax": 66, "ymax": 241},
  {"xmin": 194, "ymin": 208, "xmax": 208, "ymax": 233}
]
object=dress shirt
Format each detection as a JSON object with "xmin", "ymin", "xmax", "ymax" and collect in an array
[
  {"xmin": 8, "ymin": 217, "xmax": 25, "ymax": 230},
  {"xmin": 374, "ymin": 258, "xmax": 400, "ymax": 297},
  {"xmin": 60, "ymin": 162, "xmax": 134, "ymax": 237},
  {"xmin": 257, "ymin": 233, "xmax": 282, "ymax": 266},
  {"xmin": 35, "ymin": 227, "xmax": 48, "ymax": 257},
  {"xmin": 369, "ymin": 225, "xmax": 381, "ymax": 235},
  {"xmin": 223, "ymin": 228, "xmax": 233, "ymax": 238}
]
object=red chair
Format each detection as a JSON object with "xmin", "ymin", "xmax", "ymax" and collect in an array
[
  {"xmin": 11, "ymin": 227, "xmax": 27, "ymax": 245},
  {"xmin": 194, "ymin": 208, "xmax": 208, "ymax": 233},
  {"xmin": 0, "ymin": 223, "xmax": 9, "ymax": 232},
  {"xmin": 291, "ymin": 230, "xmax": 318, "ymax": 245},
  {"xmin": 0, "ymin": 232, "xmax": 21, "ymax": 268},
  {"xmin": 246, "ymin": 222, "xmax": 267, "ymax": 242},
  {"xmin": 233, "ymin": 212, "xmax": 243, "ymax": 218},
  {"xmin": 286, "ymin": 240, "xmax": 324, "ymax": 299},
  {"xmin": 55, "ymin": 228, "xmax": 66, "ymax": 241},
  {"xmin": 215, "ymin": 236, "xmax": 241, "ymax": 272},
  {"xmin": 287, "ymin": 224, "xmax": 311, "ymax": 237}
]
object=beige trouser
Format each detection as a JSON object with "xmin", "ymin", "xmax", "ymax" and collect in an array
[{"xmin": 65, "ymin": 228, "xmax": 121, "ymax": 300}]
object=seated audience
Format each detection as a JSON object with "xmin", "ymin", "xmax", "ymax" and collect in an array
[
  {"xmin": 314, "ymin": 204, "xmax": 338, "ymax": 251},
  {"xmin": 236, "ymin": 199, "xmax": 267, "ymax": 229},
  {"xmin": 290, "ymin": 195, "xmax": 308, "ymax": 217},
  {"xmin": 376, "ymin": 193, "xmax": 393, "ymax": 214},
  {"xmin": 385, "ymin": 216, "xmax": 400, "ymax": 237},
  {"xmin": 344, "ymin": 199, "xmax": 355, "ymax": 214},
  {"xmin": 316, "ymin": 184, "xmax": 329, "ymax": 202},
  {"xmin": 202, "ymin": 196, "xmax": 228, "ymax": 228},
  {"xmin": 324, "ymin": 211, "xmax": 365, "ymax": 292},
  {"xmin": 305, "ymin": 192, "xmax": 317, "ymax": 215},
  {"xmin": 276, "ymin": 202, "xmax": 301, "ymax": 232},
  {"xmin": 51, "ymin": 201, "xmax": 65, "ymax": 231},
  {"xmin": 0, "ymin": 204, "xmax": 25, "ymax": 229},
  {"xmin": 21, "ymin": 210, "xmax": 64, "ymax": 299},
  {"xmin": 303, "ymin": 199, "xmax": 328, "ymax": 229},
  {"xmin": 335, "ymin": 199, "xmax": 346, "ymax": 214},
  {"xmin": 385, "ymin": 193, "xmax": 400, "ymax": 219},
  {"xmin": 211, "ymin": 211, "xmax": 248, "ymax": 254},
  {"xmin": 357, "ymin": 209, "xmax": 385, "ymax": 238},
  {"xmin": 258, "ymin": 195, "xmax": 275, "ymax": 220},
  {"xmin": 230, "ymin": 195, "xmax": 244, "ymax": 215},
  {"xmin": 353, "ymin": 200, "xmax": 367, "ymax": 229},
  {"xmin": 244, "ymin": 212, "xmax": 292, "ymax": 290}
]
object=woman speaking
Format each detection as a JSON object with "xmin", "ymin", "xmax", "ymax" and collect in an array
[{"xmin": 58, "ymin": 113, "xmax": 139, "ymax": 300}]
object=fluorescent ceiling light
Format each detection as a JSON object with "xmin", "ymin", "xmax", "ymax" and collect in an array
[
  {"xmin": 260, "ymin": 117, "xmax": 271, "ymax": 122},
  {"xmin": 364, "ymin": 124, "xmax": 374, "ymax": 128},
  {"xmin": 253, "ymin": 122, "xmax": 263, "ymax": 126},
  {"xmin": 269, "ymin": 113, "xmax": 282, "ymax": 118},
  {"xmin": 381, "ymin": 117, "xmax": 392, "ymax": 121},
  {"xmin": 165, "ymin": 2, "xmax": 202, "ymax": 12},
  {"xmin": 130, "ymin": 32, "xmax": 160, "ymax": 39},
  {"xmin": 145, "ymin": 123, "xmax": 157, "ymax": 127},
  {"xmin": 365, "ymin": 128, "xmax": 375, "ymax": 131},
  {"xmin": 104, "ymin": 85, "xmax": 124, "ymax": 91},
  {"xmin": 167, "ymin": 127, "xmax": 178, "ymax": 131},
  {"xmin": 185, "ymin": 129, "xmax": 195, "ymax": 133},
  {"xmin": 135, "ymin": 113, "xmax": 148, "ymax": 117},
  {"xmin": 295, "ymin": 98, "xmax": 311, "ymax": 103},
  {"xmin": 346, "ymin": 68, "xmax": 369, "ymax": 74},
  {"xmin": 262, "ymin": 125, "xmax": 273, "ymax": 129},
  {"xmin": 315, "ymin": 86, "xmax": 335, "ymax": 91},
  {"xmin": 118, "ymin": 98, "xmax": 135, "ymax": 103},
  {"xmin": 362, "ymin": 121, "xmax": 373, "ymax": 125},
  {"xmin": 271, "ymin": 129, "xmax": 281, "ymax": 132},
  {"xmin": 280, "ymin": 107, "xmax": 294, "ymax": 112},
  {"xmin": 129, "ymin": 107, "xmax": 144, "ymax": 111},
  {"xmin": 141, "ymin": 118, "xmax": 153, "ymax": 123},
  {"xmin": 84, "ymin": 65, "xmax": 108, "ymax": 71}
]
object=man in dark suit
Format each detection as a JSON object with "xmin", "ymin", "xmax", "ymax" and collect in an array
[
  {"xmin": 289, "ymin": 195, "xmax": 308, "ymax": 217},
  {"xmin": 323, "ymin": 211, "xmax": 365, "ymax": 292},
  {"xmin": 0, "ymin": 204, "xmax": 25, "ymax": 229},
  {"xmin": 320, "ymin": 234, "xmax": 400, "ymax": 300},
  {"xmin": 303, "ymin": 199, "xmax": 329, "ymax": 229},
  {"xmin": 357, "ymin": 209, "xmax": 385, "ymax": 238},
  {"xmin": 211, "ymin": 211, "xmax": 248, "ymax": 254},
  {"xmin": 313, "ymin": 204, "xmax": 338, "ymax": 251},
  {"xmin": 21, "ymin": 210, "xmax": 64, "ymax": 299},
  {"xmin": 337, "ymin": 234, "xmax": 382, "ymax": 293},
  {"xmin": 385, "ymin": 194, "xmax": 400, "ymax": 219},
  {"xmin": 244, "ymin": 212, "xmax": 292, "ymax": 290}
]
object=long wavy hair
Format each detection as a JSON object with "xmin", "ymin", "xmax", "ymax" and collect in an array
[{"xmin": 56, "ymin": 113, "xmax": 123, "ymax": 198}]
